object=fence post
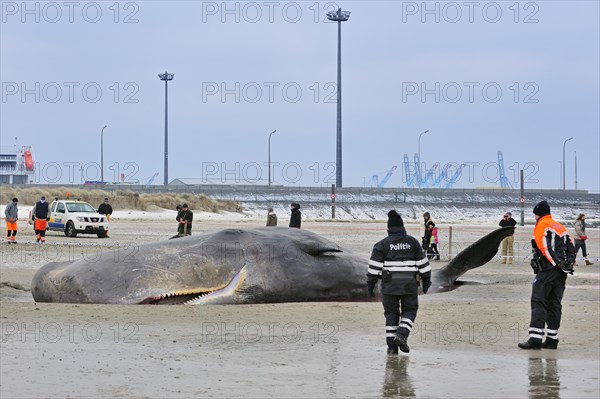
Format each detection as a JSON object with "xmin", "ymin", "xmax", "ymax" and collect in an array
[{"xmin": 448, "ymin": 226, "xmax": 453, "ymax": 260}]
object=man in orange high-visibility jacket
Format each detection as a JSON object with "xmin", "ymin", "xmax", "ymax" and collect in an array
[{"xmin": 518, "ymin": 201, "xmax": 575, "ymax": 350}]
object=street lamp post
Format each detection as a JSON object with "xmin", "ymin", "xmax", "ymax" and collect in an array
[
  {"xmin": 574, "ymin": 151, "xmax": 578, "ymax": 190},
  {"xmin": 558, "ymin": 161, "xmax": 562, "ymax": 189},
  {"xmin": 268, "ymin": 129, "xmax": 277, "ymax": 186},
  {"xmin": 100, "ymin": 125, "xmax": 107, "ymax": 183},
  {"xmin": 327, "ymin": 8, "xmax": 350, "ymax": 188},
  {"xmin": 417, "ymin": 130, "xmax": 429, "ymax": 188},
  {"xmin": 562, "ymin": 137, "xmax": 573, "ymax": 190},
  {"xmin": 158, "ymin": 71, "xmax": 174, "ymax": 186}
]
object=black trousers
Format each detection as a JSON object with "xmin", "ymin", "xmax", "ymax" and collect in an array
[
  {"xmin": 383, "ymin": 294, "xmax": 419, "ymax": 348},
  {"xmin": 177, "ymin": 223, "xmax": 192, "ymax": 235},
  {"xmin": 528, "ymin": 268, "xmax": 567, "ymax": 342},
  {"xmin": 574, "ymin": 239, "xmax": 588, "ymax": 258}
]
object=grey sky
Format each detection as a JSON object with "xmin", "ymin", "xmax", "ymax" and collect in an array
[{"xmin": 1, "ymin": 1, "xmax": 599, "ymax": 191}]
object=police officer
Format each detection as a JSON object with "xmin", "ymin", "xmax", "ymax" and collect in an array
[
  {"xmin": 519, "ymin": 200, "xmax": 575, "ymax": 350},
  {"xmin": 367, "ymin": 210, "xmax": 432, "ymax": 354}
]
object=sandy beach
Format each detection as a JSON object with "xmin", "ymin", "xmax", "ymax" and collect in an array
[{"xmin": 1, "ymin": 214, "xmax": 599, "ymax": 398}]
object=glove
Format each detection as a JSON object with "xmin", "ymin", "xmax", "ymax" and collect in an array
[
  {"xmin": 367, "ymin": 282, "xmax": 376, "ymax": 297},
  {"xmin": 422, "ymin": 279, "xmax": 432, "ymax": 294},
  {"xmin": 560, "ymin": 261, "xmax": 574, "ymax": 275},
  {"xmin": 530, "ymin": 258, "xmax": 540, "ymax": 274}
]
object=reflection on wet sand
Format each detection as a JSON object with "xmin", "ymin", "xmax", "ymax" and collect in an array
[
  {"xmin": 529, "ymin": 357, "xmax": 560, "ymax": 399},
  {"xmin": 382, "ymin": 355, "xmax": 415, "ymax": 398}
]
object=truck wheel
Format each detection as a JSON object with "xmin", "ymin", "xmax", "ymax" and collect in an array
[
  {"xmin": 65, "ymin": 221, "xmax": 77, "ymax": 238},
  {"xmin": 97, "ymin": 231, "xmax": 107, "ymax": 238}
]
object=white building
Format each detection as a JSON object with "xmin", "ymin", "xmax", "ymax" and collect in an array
[{"xmin": 0, "ymin": 145, "xmax": 35, "ymax": 184}]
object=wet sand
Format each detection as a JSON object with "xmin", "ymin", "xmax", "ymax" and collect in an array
[{"xmin": 1, "ymin": 219, "xmax": 599, "ymax": 398}]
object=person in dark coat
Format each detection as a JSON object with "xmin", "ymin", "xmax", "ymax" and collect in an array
[
  {"xmin": 422, "ymin": 212, "xmax": 435, "ymax": 256},
  {"xmin": 32, "ymin": 196, "xmax": 50, "ymax": 243},
  {"xmin": 499, "ymin": 212, "xmax": 517, "ymax": 264},
  {"xmin": 289, "ymin": 202, "xmax": 301, "ymax": 228},
  {"xmin": 367, "ymin": 210, "xmax": 432, "ymax": 354},
  {"xmin": 97, "ymin": 197, "xmax": 113, "ymax": 237},
  {"xmin": 177, "ymin": 204, "xmax": 193, "ymax": 236}
]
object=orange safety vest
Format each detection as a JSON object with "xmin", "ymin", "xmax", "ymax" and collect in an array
[{"xmin": 532, "ymin": 214, "xmax": 569, "ymax": 266}]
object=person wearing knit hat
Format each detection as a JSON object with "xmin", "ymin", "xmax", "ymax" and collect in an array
[
  {"xmin": 532, "ymin": 200, "xmax": 551, "ymax": 217},
  {"xmin": 387, "ymin": 210, "xmax": 403, "ymax": 228},
  {"xmin": 367, "ymin": 210, "xmax": 431, "ymax": 355},
  {"xmin": 518, "ymin": 201, "xmax": 575, "ymax": 350}
]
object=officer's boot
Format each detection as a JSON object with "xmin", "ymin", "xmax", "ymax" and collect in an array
[
  {"xmin": 393, "ymin": 334, "xmax": 410, "ymax": 353},
  {"xmin": 542, "ymin": 338, "xmax": 558, "ymax": 349},
  {"xmin": 518, "ymin": 339, "xmax": 542, "ymax": 350},
  {"xmin": 387, "ymin": 347, "xmax": 398, "ymax": 355}
]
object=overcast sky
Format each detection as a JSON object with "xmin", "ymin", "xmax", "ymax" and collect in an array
[{"xmin": 1, "ymin": 1, "xmax": 599, "ymax": 191}]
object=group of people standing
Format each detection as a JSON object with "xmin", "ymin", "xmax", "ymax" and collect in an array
[
  {"xmin": 498, "ymin": 211, "xmax": 593, "ymax": 266},
  {"xmin": 3, "ymin": 196, "xmax": 51, "ymax": 243},
  {"xmin": 170, "ymin": 201, "xmax": 298, "ymax": 238},
  {"xmin": 265, "ymin": 202, "xmax": 302, "ymax": 228},
  {"xmin": 369, "ymin": 200, "xmax": 588, "ymax": 355}
]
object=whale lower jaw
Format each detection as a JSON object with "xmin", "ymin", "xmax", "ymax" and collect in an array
[{"xmin": 137, "ymin": 266, "xmax": 247, "ymax": 305}]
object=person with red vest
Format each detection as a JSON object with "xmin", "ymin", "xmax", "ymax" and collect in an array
[{"xmin": 518, "ymin": 201, "xmax": 575, "ymax": 350}]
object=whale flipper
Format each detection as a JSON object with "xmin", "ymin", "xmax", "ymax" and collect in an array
[{"xmin": 433, "ymin": 226, "xmax": 516, "ymax": 288}]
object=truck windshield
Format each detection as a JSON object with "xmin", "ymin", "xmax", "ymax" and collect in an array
[{"xmin": 66, "ymin": 203, "xmax": 96, "ymax": 213}]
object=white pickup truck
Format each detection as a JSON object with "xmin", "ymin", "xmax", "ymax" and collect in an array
[{"xmin": 47, "ymin": 199, "xmax": 109, "ymax": 238}]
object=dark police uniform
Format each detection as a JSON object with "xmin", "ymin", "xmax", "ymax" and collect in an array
[
  {"xmin": 368, "ymin": 211, "xmax": 431, "ymax": 354},
  {"xmin": 519, "ymin": 201, "xmax": 575, "ymax": 350}
]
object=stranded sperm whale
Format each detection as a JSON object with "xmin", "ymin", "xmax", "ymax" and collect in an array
[{"xmin": 31, "ymin": 226, "xmax": 515, "ymax": 304}]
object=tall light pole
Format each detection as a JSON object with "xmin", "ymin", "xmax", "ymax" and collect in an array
[
  {"xmin": 574, "ymin": 150, "xmax": 578, "ymax": 190},
  {"xmin": 558, "ymin": 161, "xmax": 562, "ymax": 189},
  {"xmin": 417, "ymin": 129, "xmax": 429, "ymax": 188},
  {"xmin": 327, "ymin": 8, "xmax": 350, "ymax": 188},
  {"xmin": 100, "ymin": 125, "xmax": 107, "ymax": 182},
  {"xmin": 267, "ymin": 129, "xmax": 277, "ymax": 186},
  {"xmin": 158, "ymin": 71, "xmax": 174, "ymax": 186},
  {"xmin": 562, "ymin": 137, "xmax": 572, "ymax": 190}
]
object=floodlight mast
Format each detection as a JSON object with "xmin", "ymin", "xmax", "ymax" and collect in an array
[
  {"xmin": 327, "ymin": 8, "xmax": 350, "ymax": 188},
  {"xmin": 158, "ymin": 72, "xmax": 174, "ymax": 186}
]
